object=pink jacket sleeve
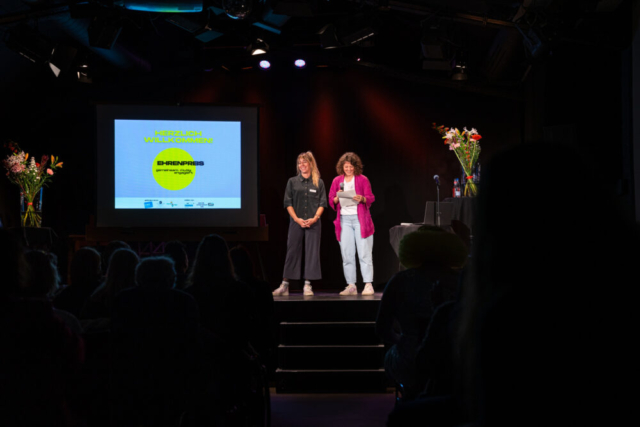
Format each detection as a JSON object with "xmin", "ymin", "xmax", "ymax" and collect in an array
[
  {"xmin": 360, "ymin": 175, "xmax": 375, "ymax": 209},
  {"xmin": 329, "ymin": 176, "xmax": 341, "ymax": 211}
]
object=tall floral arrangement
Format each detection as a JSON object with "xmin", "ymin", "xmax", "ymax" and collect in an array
[
  {"xmin": 432, "ymin": 123, "xmax": 482, "ymax": 197},
  {"xmin": 3, "ymin": 141, "xmax": 63, "ymax": 227}
]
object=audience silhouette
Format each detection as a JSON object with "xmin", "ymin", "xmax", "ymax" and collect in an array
[
  {"xmin": 81, "ymin": 247, "xmax": 139, "ymax": 320},
  {"xmin": 164, "ymin": 240, "xmax": 190, "ymax": 290},
  {"xmin": 111, "ymin": 256, "xmax": 200, "ymax": 426},
  {"xmin": 23, "ymin": 250, "xmax": 83, "ymax": 334},
  {"xmin": 0, "ymin": 230, "xmax": 85, "ymax": 427},
  {"xmin": 230, "ymin": 244, "xmax": 276, "ymax": 369},
  {"xmin": 54, "ymin": 246, "xmax": 101, "ymax": 318},
  {"xmin": 376, "ymin": 225, "xmax": 467, "ymax": 398},
  {"xmin": 456, "ymin": 143, "xmax": 639, "ymax": 425},
  {"xmin": 5, "ymin": 141, "xmax": 636, "ymax": 427}
]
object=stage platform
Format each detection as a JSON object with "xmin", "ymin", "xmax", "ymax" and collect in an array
[
  {"xmin": 272, "ymin": 292, "xmax": 382, "ymax": 301},
  {"xmin": 273, "ymin": 291, "xmax": 389, "ymax": 393}
]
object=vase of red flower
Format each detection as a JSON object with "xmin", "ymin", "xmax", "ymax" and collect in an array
[
  {"xmin": 3, "ymin": 141, "xmax": 63, "ymax": 228},
  {"xmin": 432, "ymin": 124, "xmax": 482, "ymax": 197}
]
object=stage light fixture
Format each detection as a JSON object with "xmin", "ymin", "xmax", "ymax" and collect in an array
[
  {"xmin": 248, "ymin": 38, "xmax": 269, "ymax": 55},
  {"xmin": 273, "ymin": 0, "xmax": 316, "ymax": 17},
  {"xmin": 294, "ymin": 59, "xmax": 306, "ymax": 68},
  {"xmin": 318, "ymin": 24, "xmax": 341, "ymax": 49},
  {"xmin": 116, "ymin": 0, "xmax": 203, "ymax": 13},
  {"xmin": 5, "ymin": 24, "xmax": 56, "ymax": 64},
  {"xmin": 341, "ymin": 27, "xmax": 375, "ymax": 47},
  {"xmin": 49, "ymin": 45, "xmax": 78, "ymax": 77},
  {"xmin": 452, "ymin": 60, "xmax": 468, "ymax": 81},
  {"xmin": 88, "ymin": 16, "xmax": 123, "ymax": 50},
  {"xmin": 259, "ymin": 60, "xmax": 271, "ymax": 69},
  {"xmin": 165, "ymin": 14, "xmax": 223, "ymax": 43},
  {"xmin": 77, "ymin": 63, "xmax": 92, "ymax": 84},
  {"xmin": 223, "ymin": 0, "xmax": 254, "ymax": 20},
  {"xmin": 421, "ymin": 22, "xmax": 451, "ymax": 71}
]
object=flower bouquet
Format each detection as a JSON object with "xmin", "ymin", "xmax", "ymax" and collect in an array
[
  {"xmin": 3, "ymin": 141, "xmax": 63, "ymax": 227},
  {"xmin": 432, "ymin": 123, "xmax": 482, "ymax": 197}
]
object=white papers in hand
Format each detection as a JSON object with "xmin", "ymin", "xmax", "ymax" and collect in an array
[{"xmin": 337, "ymin": 190, "xmax": 358, "ymax": 207}]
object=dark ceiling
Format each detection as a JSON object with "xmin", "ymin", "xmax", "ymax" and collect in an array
[{"xmin": 0, "ymin": 0, "xmax": 632, "ymax": 92}]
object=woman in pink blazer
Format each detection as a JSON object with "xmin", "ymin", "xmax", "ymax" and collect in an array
[{"xmin": 329, "ymin": 152, "xmax": 375, "ymax": 295}]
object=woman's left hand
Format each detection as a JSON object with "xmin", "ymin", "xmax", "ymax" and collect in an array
[{"xmin": 353, "ymin": 195, "xmax": 365, "ymax": 203}]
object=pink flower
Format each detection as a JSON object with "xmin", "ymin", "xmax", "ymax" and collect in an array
[{"xmin": 47, "ymin": 168, "xmax": 54, "ymax": 175}]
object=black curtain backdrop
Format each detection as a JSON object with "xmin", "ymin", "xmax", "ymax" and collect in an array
[{"xmin": 1, "ymin": 65, "xmax": 522, "ymax": 288}]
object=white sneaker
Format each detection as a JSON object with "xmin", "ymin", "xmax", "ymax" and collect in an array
[
  {"xmin": 362, "ymin": 283, "xmax": 375, "ymax": 296},
  {"xmin": 273, "ymin": 283, "xmax": 289, "ymax": 296},
  {"xmin": 339, "ymin": 284, "xmax": 357, "ymax": 296},
  {"xmin": 303, "ymin": 282, "xmax": 314, "ymax": 296}
]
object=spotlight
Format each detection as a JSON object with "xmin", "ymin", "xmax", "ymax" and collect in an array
[
  {"xmin": 452, "ymin": 60, "xmax": 468, "ymax": 81},
  {"xmin": 259, "ymin": 60, "xmax": 271, "ymax": 69},
  {"xmin": 294, "ymin": 59, "xmax": 306, "ymax": 68},
  {"xmin": 49, "ymin": 45, "xmax": 78, "ymax": 77},
  {"xmin": 318, "ymin": 24, "xmax": 340, "ymax": 49},
  {"xmin": 248, "ymin": 38, "xmax": 269, "ymax": 56},
  {"xmin": 77, "ymin": 63, "xmax": 92, "ymax": 84}
]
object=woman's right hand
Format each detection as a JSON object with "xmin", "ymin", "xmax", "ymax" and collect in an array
[
  {"xmin": 333, "ymin": 196, "xmax": 339, "ymax": 205},
  {"xmin": 295, "ymin": 218, "xmax": 307, "ymax": 228}
]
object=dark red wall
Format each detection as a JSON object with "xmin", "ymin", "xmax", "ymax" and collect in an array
[{"xmin": 183, "ymin": 67, "xmax": 522, "ymax": 287}]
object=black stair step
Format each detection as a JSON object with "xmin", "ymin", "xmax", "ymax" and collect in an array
[
  {"xmin": 278, "ymin": 344, "xmax": 385, "ymax": 370},
  {"xmin": 275, "ymin": 300, "xmax": 381, "ymax": 322},
  {"xmin": 275, "ymin": 368, "xmax": 388, "ymax": 393},
  {"xmin": 280, "ymin": 321, "xmax": 381, "ymax": 345}
]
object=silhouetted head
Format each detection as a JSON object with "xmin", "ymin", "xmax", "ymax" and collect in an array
[
  {"xmin": 23, "ymin": 250, "xmax": 60, "ymax": 298},
  {"xmin": 229, "ymin": 245, "xmax": 255, "ymax": 280},
  {"xmin": 101, "ymin": 240, "xmax": 131, "ymax": 273},
  {"xmin": 0, "ymin": 229, "xmax": 26, "ymax": 298},
  {"xmin": 135, "ymin": 256, "xmax": 176, "ymax": 290},
  {"xmin": 164, "ymin": 241, "xmax": 188, "ymax": 274},
  {"xmin": 188, "ymin": 234, "xmax": 233, "ymax": 287},
  {"xmin": 105, "ymin": 248, "xmax": 139, "ymax": 295},
  {"xmin": 69, "ymin": 247, "xmax": 101, "ymax": 287},
  {"xmin": 458, "ymin": 142, "xmax": 639, "ymax": 425}
]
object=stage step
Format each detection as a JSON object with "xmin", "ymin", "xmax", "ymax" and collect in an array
[
  {"xmin": 279, "ymin": 321, "xmax": 379, "ymax": 345},
  {"xmin": 274, "ymin": 299, "xmax": 380, "ymax": 322},
  {"xmin": 278, "ymin": 344, "xmax": 385, "ymax": 369},
  {"xmin": 275, "ymin": 368, "xmax": 388, "ymax": 393},
  {"xmin": 274, "ymin": 294, "xmax": 388, "ymax": 393}
]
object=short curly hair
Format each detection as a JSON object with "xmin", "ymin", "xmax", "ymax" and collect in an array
[{"xmin": 336, "ymin": 152, "xmax": 364, "ymax": 176}]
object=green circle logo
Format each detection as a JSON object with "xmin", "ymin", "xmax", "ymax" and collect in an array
[{"xmin": 153, "ymin": 148, "xmax": 196, "ymax": 191}]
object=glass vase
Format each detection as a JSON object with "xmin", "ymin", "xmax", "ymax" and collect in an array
[
  {"xmin": 20, "ymin": 188, "xmax": 43, "ymax": 228},
  {"xmin": 460, "ymin": 163, "xmax": 478, "ymax": 197}
]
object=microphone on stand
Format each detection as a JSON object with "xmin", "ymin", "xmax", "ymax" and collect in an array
[{"xmin": 433, "ymin": 175, "xmax": 441, "ymax": 226}]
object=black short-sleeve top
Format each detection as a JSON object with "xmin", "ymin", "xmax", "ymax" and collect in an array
[{"xmin": 283, "ymin": 175, "xmax": 328, "ymax": 218}]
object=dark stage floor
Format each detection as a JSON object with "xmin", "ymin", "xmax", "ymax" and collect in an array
[
  {"xmin": 270, "ymin": 390, "xmax": 396, "ymax": 427},
  {"xmin": 272, "ymin": 292, "xmax": 382, "ymax": 301}
]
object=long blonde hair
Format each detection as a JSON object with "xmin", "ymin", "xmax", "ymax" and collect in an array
[{"xmin": 297, "ymin": 151, "xmax": 320, "ymax": 188}]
